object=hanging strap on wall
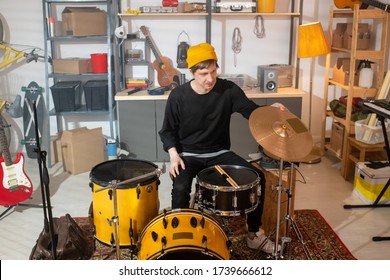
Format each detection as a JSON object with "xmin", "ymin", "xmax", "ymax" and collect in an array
[
  {"xmin": 232, "ymin": 27, "xmax": 242, "ymax": 67},
  {"xmin": 253, "ymin": 15, "xmax": 266, "ymax": 39}
]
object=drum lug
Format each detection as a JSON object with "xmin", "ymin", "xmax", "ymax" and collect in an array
[
  {"xmin": 250, "ymin": 192, "xmax": 256, "ymax": 204},
  {"xmin": 202, "ymin": 235, "xmax": 208, "ymax": 252},
  {"xmin": 136, "ymin": 185, "xmax": 141, "ymax": 199},
  {"xmin": 163, "ymin": 217, "xmax": 168, "ymax": 229},
  {"xmin": 108, "ymin": 189, "xmax": 113, "ymax": 200},
  {"xmin": 233, "ymin": 195, "xmax": 238, "ymax": 208}
]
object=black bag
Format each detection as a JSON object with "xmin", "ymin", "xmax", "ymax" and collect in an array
[{"xmin": 29, "ymin": 214, "xmax": 90, "ymax": 260}]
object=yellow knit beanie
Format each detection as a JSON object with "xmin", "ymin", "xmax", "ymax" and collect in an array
[{"xmin": 186, "ymin": 43, "xmax": 218, "ymax": 69}]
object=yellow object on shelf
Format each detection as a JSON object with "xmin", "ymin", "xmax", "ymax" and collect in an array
[{"xmin": 257, "ymin": 0, "xmax": 275, "ymax": 13}]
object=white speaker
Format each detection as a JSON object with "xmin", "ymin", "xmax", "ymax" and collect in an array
[{"xmin": 258, "ymin": 66, "xmax": 278, "ymax": 93}]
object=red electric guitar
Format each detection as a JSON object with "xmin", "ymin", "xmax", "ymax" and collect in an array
[
  {"xmin": 0, "ymin": 98, "xmax": 33, "ymax": 206},
  {"xmin": 140, "ymin": 25, "xmax": 181, "ymax": 87},
  {"xmin": 334, "ymin": 0, "xmax": 390, "ymax": 12}
]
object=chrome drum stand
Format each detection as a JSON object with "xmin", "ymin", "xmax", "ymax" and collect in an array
[{"xmin": 270, "ymin": 160, "xmax": 311, "ymax": 260}]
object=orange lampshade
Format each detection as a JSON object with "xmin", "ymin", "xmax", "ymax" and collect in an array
[{"xmin": 298, "ymin": 22, "xmax": 330, "ymax": 58}]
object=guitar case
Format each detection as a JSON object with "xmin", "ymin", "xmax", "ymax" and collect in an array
[{"xmin": 29, "ymin": 214, "xmax": 90, "ymax": 260}]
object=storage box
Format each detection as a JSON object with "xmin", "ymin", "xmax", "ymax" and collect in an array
[
  {"xmin": 343, "ymin": 23, "xmax": 370, "ymax": 50},
  {"xmin": 60, "ymin": 127, "xmax": 104, "ymax": 175},
  {"xmin": 50, "ymin": 81, "xmax": 82, "ymax": 112},
  {"xmin": 52, "ymin": 58, "xmax": 92, "ymax": 74},
  {"xmin": 330, "ymin": 121, "xmax": 344, "ymax": 157},
  {"xmin": 332, "ymin": 23, "xmax": 347, "ymax": 48},
  {"xmin": 332, "ymin": 58, "xmax": 360, "ymax": 85},
  {"xmin": 83, "ymin": 80, "xmax": 111, "ymax": 111},
  {"xmin": 355, "ymin": 119, "xmax": 390, "ymax": 144},
  {"xmin": 215, "ymin": 0, "xmax": 257, "ymax": 13},
  {"xmin": 219, "ymin": 74, "xmax": 257, "ymax": 89},
  {"xmin": 354, "ymin": 161, "xmax": 390, "ymax": 204},
  {"xmin": 62, "ymin": 7, "xmax": 107, "ymax": 36}
]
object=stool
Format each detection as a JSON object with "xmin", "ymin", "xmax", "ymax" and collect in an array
[{"xmin": 343, "ymin": 136, "xmax": 387, "ymax": 180}]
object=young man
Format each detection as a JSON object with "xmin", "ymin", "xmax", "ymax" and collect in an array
[{"xmin": 159, "ymin": 42, "xmax": 283, "ymax": 254}]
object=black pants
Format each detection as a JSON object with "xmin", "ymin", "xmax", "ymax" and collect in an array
[{"xmin": 171, "ymin": 151, "xmax": 266, "ymax": 233}]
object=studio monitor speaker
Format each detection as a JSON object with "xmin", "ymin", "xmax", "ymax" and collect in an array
[{"xmin": 257, "ymin": 66, "xmax": 278, "ymax": 93}]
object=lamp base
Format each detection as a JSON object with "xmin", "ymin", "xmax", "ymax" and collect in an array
[{"xmin": 301, "ymin": 146, "xmax": 322, "ymax": 164}]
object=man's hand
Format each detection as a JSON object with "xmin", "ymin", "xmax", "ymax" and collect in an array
[
  {"xmin": 168, "ymin": 147, "xmax": 185, "ymax": 178},
  {"xmin": 270, "ymin": 102, "xmax": 289, "ymax": 112}
]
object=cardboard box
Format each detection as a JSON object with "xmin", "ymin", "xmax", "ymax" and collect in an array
[
  {"xmin": 332, "ymin": 58, "xmax": 360, "ymax": 85},
  {"xmin": 330, "ymin": 121, "xmax": 344, "ymax": 157},
  {"xmin": 354, "ymin": 162, "xmax": 390, "ymax": 204},
  {"xmin": 343, "ymin": 23, "xmax": 370, "ymax": 50},
  {"xmin": 62, "ymin": 7, "xmax": 107, "ymax": 36},
  {"xmin": 332, "ymin": 23, "xmax": 347, "ymax": 48},
  {"xmin": 52, "ymin": 58, "xmax": 92, "ymax": 74},
  {"xmin": 60, "ymin": 127, "xmax": 104, "ymax": 175}
]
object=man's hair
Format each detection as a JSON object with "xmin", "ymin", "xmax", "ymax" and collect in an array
[{"xmin": 190, "ymin": 59, "xmax": 219, "ymax": 73}]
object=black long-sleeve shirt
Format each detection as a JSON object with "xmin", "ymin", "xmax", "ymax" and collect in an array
[{"xmin": 159, "ymin": 78, "xmax": 259, "ymax": 154}]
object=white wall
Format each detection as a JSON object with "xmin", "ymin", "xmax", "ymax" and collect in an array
[{"xmin": 1, "ymin": 0, "xmax": 389, "ymax": 155}]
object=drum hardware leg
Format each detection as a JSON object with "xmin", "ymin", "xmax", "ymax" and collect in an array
[
  {"xmin": 221, "ymin": 217, "xmax": 234, "ymax": 237},
  {"xmin": 282, "ymin": 163, "xmax": 311, "ymax": 260}
]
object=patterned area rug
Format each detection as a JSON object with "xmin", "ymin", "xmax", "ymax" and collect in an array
[{"xmin": 73, "ymin": 209, "xmax": 356, "ymax": 260}]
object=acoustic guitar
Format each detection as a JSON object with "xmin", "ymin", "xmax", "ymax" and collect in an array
[
  {"xmin": 0, "ymin": 98, "xmax": 33, "ymax": 206},
  {"xmin": 334, "ymin": 0, "xmax": 390, "ymax": 12},
  {"xmin": 140, "ymin": 26, "xmax": 181, "ymax": 88}
]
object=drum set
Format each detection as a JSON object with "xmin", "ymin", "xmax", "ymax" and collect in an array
[{"xmin": 88, "ymin": 106, "xmax": 314, "ymax": 260}]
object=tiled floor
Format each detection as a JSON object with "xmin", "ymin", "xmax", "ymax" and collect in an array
[{"xmin": 0, "ymin": 152, "xmax": 389, "ymax": 260}]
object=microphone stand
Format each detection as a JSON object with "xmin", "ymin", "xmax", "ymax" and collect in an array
[{"xmin": 33, "ymin": 100, "xmax": 57, "ymax": 259}]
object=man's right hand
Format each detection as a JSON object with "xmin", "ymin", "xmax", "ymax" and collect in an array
[{"xmin": 168, "ymin": 147, "xmax": 186, "ymax": 178}]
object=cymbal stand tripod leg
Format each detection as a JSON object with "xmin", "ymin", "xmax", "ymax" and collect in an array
[
  {"xmin": 271, "ymin": 158, "xmax": 284, "ymax": 259},
  {"xmin": 279, "ymin": 163, "xmax": 311, "ymax": 260}
]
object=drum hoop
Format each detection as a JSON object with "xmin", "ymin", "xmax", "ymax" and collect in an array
[
  {"xmin": 197, "ymin": 178, "xmax": 259, "ymax": 191},
  {"xmin": 196, "ymin": 165, "xmax": 259, "ymax": 191},
  {"xmin": 148, "ymin": 245, "xmax": 227, "ymax": 260},
  {"xmin": 201, "ymin": 201, "xmax": 259, "ymax": 217},
  {"xmin": 90, "ymin": 159, "xmax": 158, "ymax": 188}
]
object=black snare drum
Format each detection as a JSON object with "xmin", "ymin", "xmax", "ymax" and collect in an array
[{"xmin": 196, "ymin": 165, "xmax": 260, "ymax": 216}]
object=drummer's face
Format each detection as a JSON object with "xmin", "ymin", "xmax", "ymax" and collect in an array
[{"xmin": 191, "ymin": 63, "xmax": 218, "ymax": 94}]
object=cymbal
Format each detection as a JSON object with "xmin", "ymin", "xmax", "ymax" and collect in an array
[{"xmin": 249, "ymin": 106, "xmax": 313, "ymax": 162}]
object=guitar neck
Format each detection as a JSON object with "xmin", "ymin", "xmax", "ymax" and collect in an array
[
  {"xmin": 140, "ymin": 26, "xmax": 164, "ymax": 65},
  {"xmin": 0, "ymin": 116, "xmax": 12, "ymax": 166},
  {"xmin": 364, "ymin": 0, "xmax": 390, "ymax": 12}
]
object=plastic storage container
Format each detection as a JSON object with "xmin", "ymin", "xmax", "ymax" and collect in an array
[
  {"xmin": 354, "ymin": 161, "xmax": 390, "ymax": 204},
  {"xmin": 355, "ymin": 119, "xmax": 390, "ymax": 144},
  {"xmin": 83, "ymin": 80, "xmax": 110, "ymax": 111},
  {"xmin": 50, "ymin": 81, "xmax": 82, "ymax": 112}
]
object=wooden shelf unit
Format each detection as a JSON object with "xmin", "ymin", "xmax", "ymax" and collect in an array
[{"xmin": 321, "ymin": 5, "xmax": 389, "ymax": 177}]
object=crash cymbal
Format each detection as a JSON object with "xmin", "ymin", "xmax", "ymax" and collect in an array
[{"xmin": 249, "ymin": 106, "xmax": 313, "ymax": 162}]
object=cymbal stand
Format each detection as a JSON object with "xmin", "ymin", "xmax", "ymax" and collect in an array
[
  {"xmin": 271, "ymin": 158, "xmax": 284, "ymax": 259},
  {"xmin": 279, "ymin": 162, "xmax": 311, "ymax": 260}
]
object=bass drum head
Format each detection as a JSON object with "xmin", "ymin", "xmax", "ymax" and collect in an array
[{"xmin": 90, "ymin": 159, "xmax": 158, "ymax": 189}]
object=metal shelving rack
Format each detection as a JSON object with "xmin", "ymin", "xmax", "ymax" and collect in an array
[{"xmin": 42, "ymin": 0, "xmax": 119, "ymax": 167}]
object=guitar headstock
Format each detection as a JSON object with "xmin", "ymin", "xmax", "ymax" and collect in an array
[
  {"xmin": 0, "ymin": 98, "xmax": 7, "ymax": 113},
  {"xmin": 140, "ymin": 26, "xmax": 150, "ymax": 37}
]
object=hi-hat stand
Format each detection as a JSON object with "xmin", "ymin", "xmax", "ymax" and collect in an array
[{"xmin": 269, "ymin": 159, "xmax": 311, "ymax": 260}]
